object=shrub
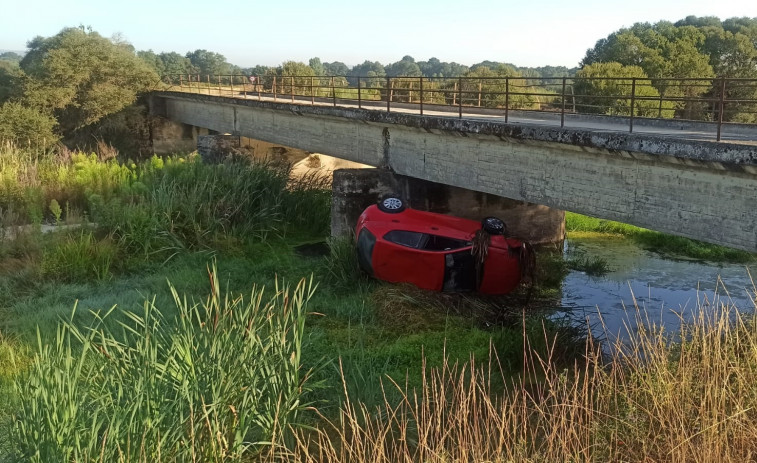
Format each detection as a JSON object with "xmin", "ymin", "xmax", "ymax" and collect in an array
[
  {"xmin": 0, "ymin": 103, "xmax": 59, "ymax": 150},
  {"xmin": 39, "ymin": 231, "xmax": 120, "ymax": 282}
]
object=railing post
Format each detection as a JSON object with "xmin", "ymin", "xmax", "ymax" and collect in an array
[
  {"xmin": 561, "ymin": 77, "xmax": 566, "ymax": 128},
  {"xmin": 505, "ymin": 78, "xmax": 509, "ymax": 123},
  {"xmin": 658, "ymin": 89, "xmax": 664, "ymax": 119},
  {"xmin": 478, "ymin": 79, "xmax": 482, "ymax": 107},
  {"xmin": 458, "ymin": 76, "xmax": 463, "ymax": 119},
  {"xmin": 311, "ymin": 76, "xmax": 315, "ymax": 104},
  {"xmin": 357, "ymin": 76, "xmax": 362, "ymax": 109},
  {"xmin": 419, "ymin": 77, "xmax": 424, "ymax": 115},
  {"xmin": 629, "ymin": 77, "xmax": 636, "ymax": 133},
  {"xmin": 257, "ymin": 75, "xmax": 261, "ymax": 101},
  {"xmin": 330, "ymin": 76, "xmax": 335, "ymax": 107},
  {"xmin": 717, "ymin": 78, "xmax": 726, "ymax": 141},
  {"xmin": 179, "ymin": 74, "xmax": 183, "ymax": 90},
  {"xmin": 452, "ymin": 80, "xmax": 457, "ymax": 106},
  {"xmin": 291, "ymin": 76, "xmax": 295, "ymax": 102},
  {"xmin": 273, "ymin": 76, "xmax": 277, "ymax": 101},
  {"xmin": 387, "ymin": 77, "xmax": 391, "ymax": 113}
]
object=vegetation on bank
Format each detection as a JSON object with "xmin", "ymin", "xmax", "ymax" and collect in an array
[
  {"xmin": 566, "ymin": 211, "xmax": 755, "ymax": 263},
  {"xmin": 0, "ymin": 145, "xmax": 580, "ymax": 460}
]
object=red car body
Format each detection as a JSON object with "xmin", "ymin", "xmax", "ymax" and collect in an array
[{"xmin": 355, "ymin": 203, "xmax": 525, "ymax": 295}]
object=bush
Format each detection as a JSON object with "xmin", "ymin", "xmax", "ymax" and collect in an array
[
  {"xmin": 39, "ymin": 230, "xmax": 120, "ymax": 282},
  {"xmin": 0, "ymin": 103, "xmax": 59, "ymax": 150}
]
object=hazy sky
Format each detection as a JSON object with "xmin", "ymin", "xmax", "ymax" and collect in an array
[{"xmin": 3, "ymin": 0, "xmax": 755, "ymax": 68}]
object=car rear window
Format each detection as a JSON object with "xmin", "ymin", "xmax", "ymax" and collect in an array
[{"xmin": 384, "ymin": 230, "xmax": 469, "ymax": 251}]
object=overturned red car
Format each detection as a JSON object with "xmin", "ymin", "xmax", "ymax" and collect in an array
[{"xmin": 355, "ymin": 196, "xmax": 533, "ymax": 295}]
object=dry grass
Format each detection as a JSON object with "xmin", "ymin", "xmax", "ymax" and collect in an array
[{"xmin": 288, "ymin": 285, "xmax": 757, "ymax": 463}]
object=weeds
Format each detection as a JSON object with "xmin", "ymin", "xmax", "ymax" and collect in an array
[
  {"xmin": 10, "ymin": 264, "xmax": 320, "ymax": 462},
  {"xmin": 291, "ymin": 292, "xmax": 757, "ymax": 462}
]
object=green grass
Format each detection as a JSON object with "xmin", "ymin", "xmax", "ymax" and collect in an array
[
  {"xmin": 566, "ymin": 211, "xmax": 755, "ymax": 263},
  {"xmin": 0, "ymin": 146, "xmax": 582, "ymax": 460}
]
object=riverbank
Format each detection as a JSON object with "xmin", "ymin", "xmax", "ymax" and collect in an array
[{"xmin": 2, "ymin": 145, "xmax": 757, "ymax": 460}]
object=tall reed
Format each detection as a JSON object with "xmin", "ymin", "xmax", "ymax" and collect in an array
[
  {"xmin": 290, "ymin": 290, "xmax": 757, "ymax": 462},
  {"xmin": 10, "ymin": 263, "xmax": 319, "ymax": 462}
]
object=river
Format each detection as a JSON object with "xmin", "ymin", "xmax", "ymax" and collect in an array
[{"xmin": 559, "ymin": 235, "xmax": 757, "ymax": 342}]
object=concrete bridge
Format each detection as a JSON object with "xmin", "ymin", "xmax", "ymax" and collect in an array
[{"xmin": 149, "ymin": 91, "xmax": 757, "ymax": 252}]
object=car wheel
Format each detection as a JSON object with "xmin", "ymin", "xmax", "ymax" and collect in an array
[
  {"xmin": 378, "ymin": 195, "xmax": 406, "ymax": 213},
  {"xmin": 482, "ymin": 216, "xmax": 506, "ymax": 235}
]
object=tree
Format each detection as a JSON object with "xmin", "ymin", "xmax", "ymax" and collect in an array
[
  {"xmin": 323, "ymin": 61, "xmax": 349, "ymax": 76},
  {"xmin": 0, "ymin": 60, "xmax": 20, "ymax": 103},
  {"xmin": 573, "ymin": 62, "xmax": 674, "ymax": 118},
  {"xmin": 308, "ymin": 57, "xmax": 325, "ymax": 76},
  {"xmin": 185, "ymin": 49, "xmax": 231, "ymax": 76},
  {"xmin": 349, "ymin": 61, "xmax": 385, "ymax": 87},
  {"xmin": 18, "ymin": 26, "xmax": 159, "ymax": 133},
  {"xmin": 0, "ymin": 102, "xmax": 59, "ymax": 149},
  {"xmin": 462, "ymin": 65, "xmax": 538, "ymax": 109},
  {"xmin": 0, "ymin": 52, "xmax": 22, "ymax": 63},
  {"xmin": 385, "ymin": 56, "xmax": 422, "ymax": 77}
]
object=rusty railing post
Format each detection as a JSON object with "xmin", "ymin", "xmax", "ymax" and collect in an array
[
  {"xmin": 717, "ymin": 77, "xmax": 726, "ymax": 141},
  {"xmin": 505, "ymin": 78, "xmax": 509, "ymax": 123},
  {"xmin": 331, "ymin": 76, "xmax": 336, "ymax": 107},
  {"xmin": 419, "ymin": 77, "xmax": 424, "ymax": 115},
  {"xmin": 561, "ymin": 77, "xmax": 566, "ymax": 128},
  {"xmin": 629, "ymin": 77, "xmax": 636, "ymax": 133},
  {"xmin": 357, "ymin": 76, "xmax": 362, "ymax": 109},
  {"xmin": 458, "ymin": 77, "xmax": 463, "ymax": 119},
  {"xmin": 387, "ymin": 77, "xmax": 391, "ymax": 112}
]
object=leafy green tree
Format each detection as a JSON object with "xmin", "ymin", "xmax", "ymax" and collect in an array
[
  {"xmin": 574, "ymin": 62, "xmax": 674, "ymax": 117},
  {"xmin": 385, "ymin": 55, "xmax": 422, "ymax": 77},
  {"xmin": 308, "ymin": 57, "xmax": 325, "ymax": 76},
  {"xmin": 323, "ymin": 61, "xmax": 349, "ymax": 76},
  {"xmin": 185, "ymin": 49, "xmax": 231, "ymax": 76},
  {"xmin": 0, "ymin": 60, "xmax": 21, "ymax": 103},
  {"xmin": 0, "ymin": 101, "xmax": 59, "ymax": 149},
  {"xmin": 18, "ymin": 26, "xmax": 158, "ymax": 133},
  {"xmin": 461, "ymin": 65, "xmax": 539, "ymax": 109},
  {"xmin": 0, "ymin": 52, "xmax": 22, "ymax": 63},
  {"xmin": 263, "ymin": 61, "xmax": 316, "ymax": 95}
]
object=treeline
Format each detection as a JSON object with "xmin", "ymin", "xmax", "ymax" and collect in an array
[
  {"xmin": 576, "ymin": 16, "xmax": 757, "ymax": 121},
  {"xmin": 1, "ymin": 16, "xmax": 755, "ymax": 153}
]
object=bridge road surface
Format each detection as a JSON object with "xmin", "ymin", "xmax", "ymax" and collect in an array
[{"xmin": 221, "ymin": 90, "xmax": 757, "ymax": 145}]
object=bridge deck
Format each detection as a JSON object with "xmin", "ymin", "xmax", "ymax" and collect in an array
[{"xmin": 183, "ymin": 89, "xmax": 757, "ymax": 145}]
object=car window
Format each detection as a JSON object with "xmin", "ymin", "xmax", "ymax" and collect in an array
[
  {"xmin": 384, "ymin": 230, "xmax": 470, "ymax": 251},
  {"xmin": 384, "ymin": 230, "xmax": 427, "ymax": 249}
]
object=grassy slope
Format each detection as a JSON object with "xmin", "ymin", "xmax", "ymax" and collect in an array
[{"xmin": 566, "ymin": 211, "xmax": 755, "ymax": 263}]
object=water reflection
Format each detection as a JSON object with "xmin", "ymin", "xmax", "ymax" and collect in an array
[{"xmin": 559, "ymin": 236, "xmax": 757, "ymax": 342}]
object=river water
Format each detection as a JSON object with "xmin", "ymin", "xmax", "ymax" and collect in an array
[{"xmin": 559, "ymin": 236, "xmax": 757, "ymax": 342}]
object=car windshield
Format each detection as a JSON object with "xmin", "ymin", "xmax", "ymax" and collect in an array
[{"xmin": 384, "ymin": 230, "xmax": 469, "ymax": 251}]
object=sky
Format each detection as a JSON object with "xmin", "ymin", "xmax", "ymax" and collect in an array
[{"xmin": 2, "ymin": 0, "xmax": 755, "ymax": 69}]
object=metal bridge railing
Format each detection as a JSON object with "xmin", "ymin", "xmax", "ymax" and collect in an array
[{"xmin": 159, "ymin": 74, "xmax": 757, "ymax": 142}]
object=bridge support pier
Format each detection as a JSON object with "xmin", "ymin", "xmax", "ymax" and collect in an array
[{"xmin": 331, "ymin": 169, "xmax": 565, "ymax": 246}]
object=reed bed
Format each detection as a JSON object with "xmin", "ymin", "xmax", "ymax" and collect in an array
[{"xmin": 290, "ymin": 289, "xmax": 757, "ymax": 463}]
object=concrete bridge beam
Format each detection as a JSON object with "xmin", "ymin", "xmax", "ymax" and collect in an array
[{"xmin": 150, "ymin": 92, "xmax": 757, "ymax": 252}]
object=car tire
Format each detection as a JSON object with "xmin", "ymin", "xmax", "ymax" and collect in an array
[
  {"xmin": 377, "ymin": 195, "xmax": 406, "ymax": 213},
  {"xmin": 482, "ymin": 216, "xmax": 506, "ymax": 235}
]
